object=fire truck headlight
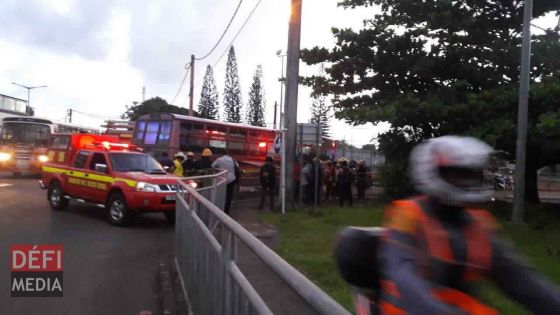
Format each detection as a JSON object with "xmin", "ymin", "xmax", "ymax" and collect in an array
[
  {"xmin": 136, "ymin": 182, "xmax": 157, "ymax": 193},
  {"xmin": 0, "ymin": 152, "xmax": 11, "ymax": 162},
  {"xmin": 38, "ymin": 155, "xmax": 49, "ymax": 163}
]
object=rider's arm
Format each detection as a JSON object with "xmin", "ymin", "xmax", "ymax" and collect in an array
[
  {"xmin": 380, "ymin": 206, "xmax": 456, "ymax": 315},
  {"xmin": 491, "ymin": 238, "xmax": 560, "ymax": 315}
]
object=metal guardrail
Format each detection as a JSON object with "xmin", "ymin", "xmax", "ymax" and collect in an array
[{"xmin": 175, "ymin": 170, "xmax": 350, "ymax": 315}]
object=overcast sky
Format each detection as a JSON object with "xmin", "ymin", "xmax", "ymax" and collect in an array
[{"xmin": 1, "ymin": 0, "xmax": 556, "ymax": 147}]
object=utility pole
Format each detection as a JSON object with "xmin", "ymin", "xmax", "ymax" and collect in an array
[
  {"xmin": 512, "ymin": 0, "xmax": 533, "ymax": 224},
  {"xmin": 273, "ymin": 101, "xmax": 278, "ymax": 130},
  {"xmin": 189, "ymin": 54, "xmax": 195, "ymax": 116},
  {"xmin": 284, "ymin": 0, "xmax": 303, "ymax": 209},
  {"xmin": 66, "ymin": 109, "xmax": 73, "ymax": 123},
  {"xmin": 276, "ymin": 50, "xmax": 287, "ymax": 130},
  {"xmin": 142, "ymin": 86, "xmax": 146, "ymax": 102}
]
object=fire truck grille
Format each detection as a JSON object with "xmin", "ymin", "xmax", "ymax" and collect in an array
[{"xmin": 15, "ymin": 146, "xmax": 32, "ymax": 160}]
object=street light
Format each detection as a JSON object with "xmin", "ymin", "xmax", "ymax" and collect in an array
[
  {"xmin": 12, "ymin": 82, "xmax": 47, "ymax": 115},
  {"xmin": 275, "ymin": 49, "xmax": 287, "ymax": 130}
]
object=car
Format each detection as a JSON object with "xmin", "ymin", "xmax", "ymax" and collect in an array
[{"xmin": 39, "ymin": 134, "xmax": 195, "ymax": 226}]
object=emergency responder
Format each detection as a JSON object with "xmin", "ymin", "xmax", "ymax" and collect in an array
[
  {"xmin": 182, "ymin": 151, "xmax": 196, "ymax": 176},
  {"xmin": 259, "ymin": 156, "xmax": 276, "ymax": 211},
  {"xmin": 171, "ymin": 152, "xmax": 186, "ymax": 177},
  {"xmin": 379, "ymin": 136, "xmax": 560, "ymax": 314},
  {"xmin": 194, "ymin": 148, "xmax": 213, "ymax": 172}
]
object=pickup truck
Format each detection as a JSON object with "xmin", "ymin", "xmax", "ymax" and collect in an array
[{"xmin": 39, "ymin": 134, "xmax": 191, "ymax": 226}]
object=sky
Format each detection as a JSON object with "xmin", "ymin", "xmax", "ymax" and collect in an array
[{"xmin": 0, "ymin": 0, "xmax": 556, "ymax": 148}]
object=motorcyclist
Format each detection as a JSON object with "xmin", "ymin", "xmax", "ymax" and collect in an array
[{"xmin": 377, "ymin": 136, "xmax": 560, "ymax": 314}]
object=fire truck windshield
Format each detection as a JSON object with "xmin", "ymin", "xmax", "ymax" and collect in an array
[
  {"xmin": 0, "ymin": 122, "xmax": 50, "ymax": 146},
  {"xmin": 109, "ymin": 152, "xmax": 165, "ymax": 174}
]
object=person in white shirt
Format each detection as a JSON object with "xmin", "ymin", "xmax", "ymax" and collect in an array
[{"xmin": 212, "ymin": 153, "xmax": 239, "ymax": 214}]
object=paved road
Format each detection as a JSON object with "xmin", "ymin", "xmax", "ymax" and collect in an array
[{"xmin": 0, "ymin": 173, "xmax": 174, "ymax": 315}]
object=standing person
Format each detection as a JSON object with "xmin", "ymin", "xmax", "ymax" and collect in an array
[
  {"xmin": 337, "ymin": 159, "xmax": 354, "ymax": 207},
  {"xmin": 171, "ymin": 152, "xmax": 186, "ymax": 177},
  {"xmin": 259, "ymin": 156, "xmax": 276, "ymax": 211},
  {"xmin": 293, "ymin": 160, "xmax": 301, "ymax": 201},
  {"xmin": 158, "ymin": 152, "xmax": 174, "ymax": 172},
  {"xmin": 310, "ymin": 158, "xmax": 324, "ymax": 205},
  {"xmin": 194, "ymin": 148, "xmax": 213, "ymax": 173},
  {"xmin": 375, "ymin": 136, "xmax": 560, "ymax": 314},
  {"xmin": 182, "ymin": 151, "xmax": 196, "ymax": 176},
  {"xmin": 301, "ymin": 158, "xmax": 312, "ymax": 203},
  {"xmin": 324, "ymin": 161, "xmax": 336, "ymax": 201},
  {"xmin": 356, "ymin": 160, "xmax": 368, "ymax": 200},
  {"xmin": 212, "ymin": 152, "xmax": 240, "ymax": 215}
]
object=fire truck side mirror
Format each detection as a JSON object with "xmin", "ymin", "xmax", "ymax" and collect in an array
[{"xmin": 94, "ymin": 163, "xmax": 108, "ymax": 174}]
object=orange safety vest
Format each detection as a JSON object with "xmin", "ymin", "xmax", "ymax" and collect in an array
[{"xmin": 380, "ymin": 197, "xmax": 499, "ymax": 315}]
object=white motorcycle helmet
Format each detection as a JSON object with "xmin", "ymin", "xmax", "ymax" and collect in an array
[{"xmin": 410, "ymin": 136, "xmax": 493, "ymax": 205}]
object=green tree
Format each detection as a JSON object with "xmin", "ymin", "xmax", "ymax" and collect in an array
[
  {"xmin": 310, "ymin": 94, "xmax": 332, "ymax": 141},
  {"xmin": 223, "ymin": 46, "xmax": 242, "ymax": 123},
  {"xmin": 302, "ymin": 0, "xmax": 560, "ymax": 201},
  {"xmin": 246, "ymin": 65, "xmax": 266, "ymax": 127},
  {"xmin": 123, "ymin": 97, "xmax": 191, "ymax": 121},
  {"xmin": 199, "ymin": 65, "xmax": 219, "ymax": 120}
]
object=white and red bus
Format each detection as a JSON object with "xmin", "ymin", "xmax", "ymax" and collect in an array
[
  {"xmin": 131, "ymin": 113, "xmax": 279, "ymax": 167},
  {"xmin": 0, "ymin": 116, "xmax": 100, "ymax": 175}
]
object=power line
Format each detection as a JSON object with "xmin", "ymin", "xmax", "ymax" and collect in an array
[
  {"xmin": 171, "ymin": 64, "xmax": 191, "ymax": 105},
  {"xmin": 72, "ymin": 109, "xmax": 121, "ymax": 120},
  {"xmin": 213, "ymin": 0, "xmax": 265, "ymax": 68},
  {"xmin": 195, "ymin": 0, "xmax": 244, "ymax": 61}
]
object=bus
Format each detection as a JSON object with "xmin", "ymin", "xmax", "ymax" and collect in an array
[
  {"xmin": 132, "ymin": 113, "xmax": 279, "ymax": 167},
  {"xmin": 0, "ymin": 116, "xmax": 100, "ymax": 175}
]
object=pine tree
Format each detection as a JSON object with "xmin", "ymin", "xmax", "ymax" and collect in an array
[
  {"xmin": 309, "ymin": 93, "xmax": 331, "ymax": 141},
  {"xmin": 199, "ymin": 65, "xmax": 219, "ymax": 120},
  {"xmin": 246, "ymin": 65, "xmax": 266, "ymax": 127},
  {"xmin": 223, "ymin": 46, "xmax": 242, "ymax": 123}
]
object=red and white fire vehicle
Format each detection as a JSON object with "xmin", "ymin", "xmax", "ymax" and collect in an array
[{"xmin": 39, "ymin": 133, "xmax": 192, "ymax": 226}]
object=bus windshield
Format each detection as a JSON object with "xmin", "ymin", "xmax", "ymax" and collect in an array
[
  {"xmin": 0, "ymin": 122, "xmax": 50, "ymax": 146},
  {"xmin": 109, "ymin": 153, "xmax": 165, "ymax": 173}
]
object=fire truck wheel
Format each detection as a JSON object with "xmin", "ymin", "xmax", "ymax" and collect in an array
[
  {"xmin": 164, "ymin": 211, "xmax": 175, "ymax": 224},
  {"xmin": 48, "ymin": 181, "xmax": 69, "ymax": 211},
  {"xmin": 107, "ymin": 193, "xmax": 131, "ymax": 226}
]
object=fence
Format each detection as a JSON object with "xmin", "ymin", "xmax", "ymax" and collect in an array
[{"xmin": 175, "ymin": 170, "xmax": 351, "ymax": 315}]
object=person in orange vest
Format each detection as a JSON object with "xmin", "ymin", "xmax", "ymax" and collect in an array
[{"xmin": 379, "ymin": 136, "xmax": 560, "ymax": 315}]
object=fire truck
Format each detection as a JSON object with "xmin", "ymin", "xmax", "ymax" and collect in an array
[{"xmin": 39, "ymin": 133, "xmax": 191, "ymax": 226}]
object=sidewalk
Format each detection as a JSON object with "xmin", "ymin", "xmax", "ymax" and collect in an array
[{"xmin": 229, "ymin": 195, "xmax": 319, "ymax": 315}]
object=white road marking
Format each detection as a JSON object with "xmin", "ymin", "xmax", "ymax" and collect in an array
[{"xmin": 0, "ymin": 183, "xmax": 13, "ymax": 188}]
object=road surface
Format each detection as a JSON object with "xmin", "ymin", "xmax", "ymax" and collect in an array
[{"xmin": 0, "ymin": 173, "xmax": 174, "ymax": 315}]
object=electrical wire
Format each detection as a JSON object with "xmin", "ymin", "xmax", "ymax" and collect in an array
[
  {"xmin": 171, "ymin": 64, "xmax": 191, "ymax": 105},
  {"xmin": 71, "ymin": 109, "xmax": 121, "ymax": 120},
  {"xmin": 195, "ymin": 0, "xmax": 244, "ymax": 61},
  {"xmin": 213, "ymin": 0, "xmax": 264, "ymax": 68}
]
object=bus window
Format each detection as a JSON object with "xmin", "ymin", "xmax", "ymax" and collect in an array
[
  {"xmin": 158, "ymin": 121, "xmax": 172, "ymax": 144},
  {"xmin": 135, "ymin": 121, "xmax": 146, "ymax": 141},
  {"xmin": 192, "ymin": 123, "xmax": 203, "ymax": 134},
  {"xmin": 180, "ymin": 122, "xmax": 191, "ymax": 133},
  {"xmin": 144, "ymin": 121, "xmax": 160, "ymax": 145},
  {"xmin": 208, "ymin": 126, "xmax": 226, "ymax": 136},
  {"xmin": 228, "ymin": 141, "xmax": 245, "ymax": 155},
  {"xmin": 51, "ymin": 136, "xmax": 70, "ymax": 149},
  {"xmin": 209, "ymin": 139, "xmax": 226, "ymax": 155},
  {"xmin": 230, "ymin": 129, "xmax": 246, "ymax": 139}
]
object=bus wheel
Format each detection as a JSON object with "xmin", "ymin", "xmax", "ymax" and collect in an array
[
  {"xmin": 107, "ymin": 193, "xmax": 132, "ymax": 226},
  {"xmin": 48, "ymin": 181, "xmax": 69, "ymax": 211}
]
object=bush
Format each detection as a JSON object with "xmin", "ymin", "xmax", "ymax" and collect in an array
[{"xmin": 378, "ymin": 161, "xmax": 415, "ymax": 199}]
